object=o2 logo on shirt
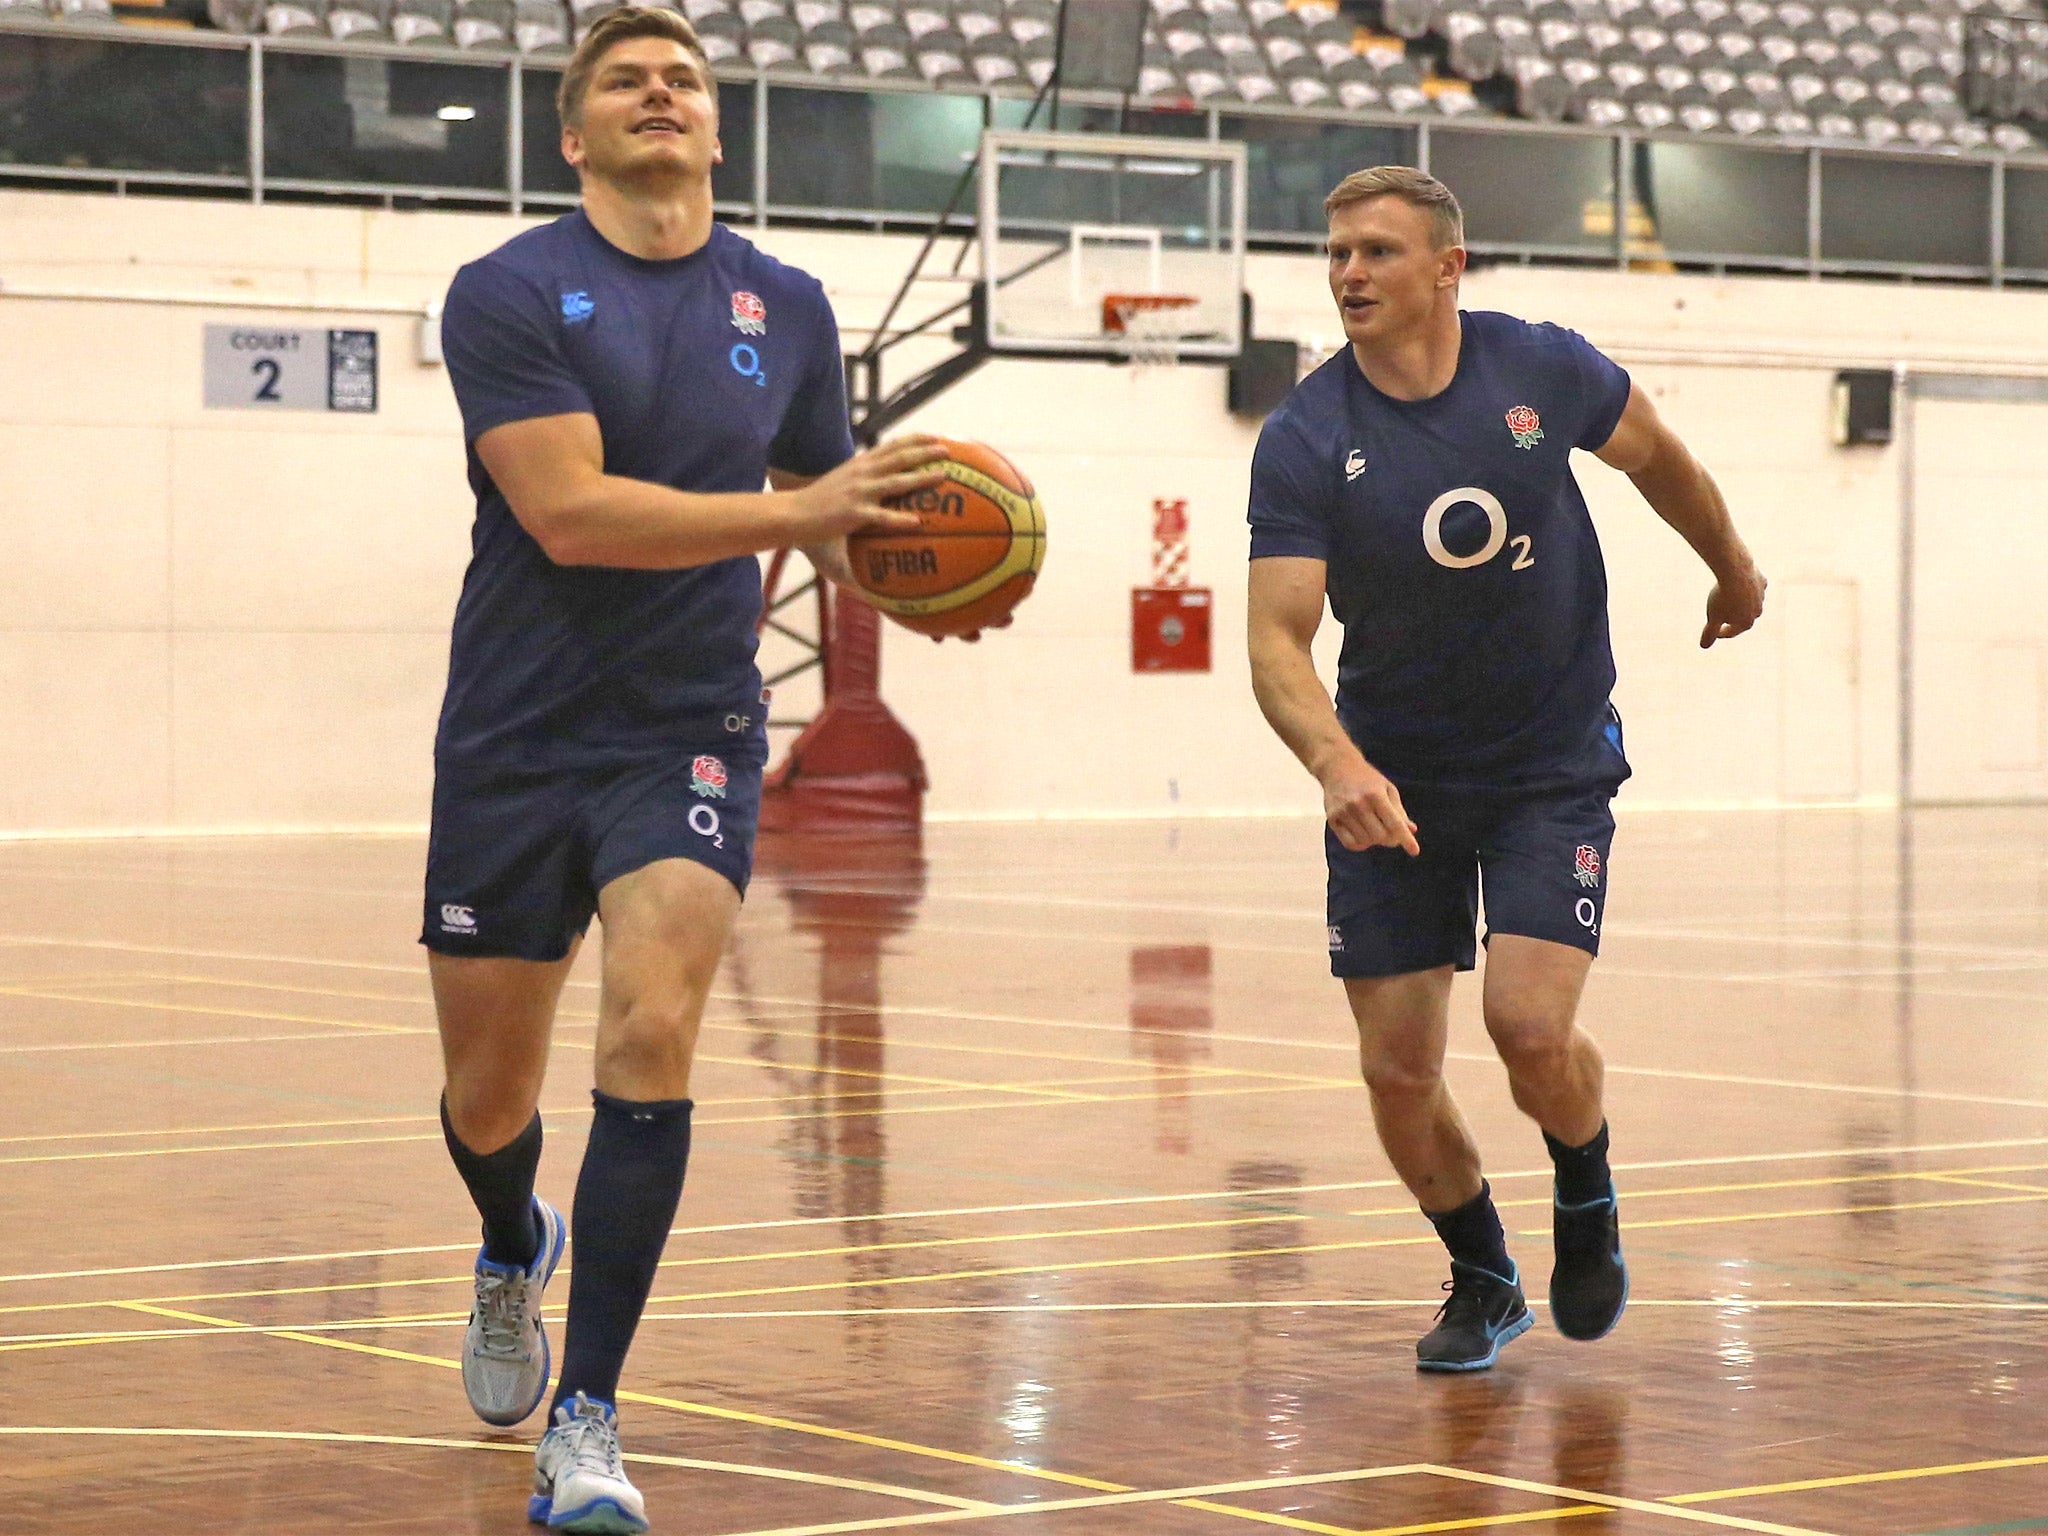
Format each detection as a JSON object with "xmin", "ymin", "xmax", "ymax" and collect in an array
[
  {"xmin": 729, "ymin": 343, "xmax": 767, "ymax": 388},
  {"xmin": 1421, "ymin": 486, "xmax": 1535, "ymax": 573}
]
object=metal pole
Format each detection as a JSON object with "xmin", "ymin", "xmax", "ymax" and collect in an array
[
  {"xmin": 1806, "ymin": 147, "xmax": 1822, "ymax": 277},
  {"xmin": 753, "ymin": 71, "xmax": 769, "ymax": 228},
  {"xmin": 1613, "ymin": 131, "xmax": 1629, "ymax": 270},
  {"xmin": 1415, "ymin": 119, "xmax": 1430, "ymax": 175},
  {"xmin": 1990, "ymin": 154, "xmax": 2006, "ymax": 288},
  {"xmin": 248, "ymin": 39, "xmax": 264, "ymax": 207},
  {"xmin": 507, "ymin": 58, "xmax": 523, "ymax": 216},
  {"xmin": 1895, "ymin": 365, "xmax": 1915, "ymax": 808}
]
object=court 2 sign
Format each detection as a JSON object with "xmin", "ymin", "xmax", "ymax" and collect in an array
[{"xmin": 203, "ymin": 326, "xmax": 379, "ymax": 413}]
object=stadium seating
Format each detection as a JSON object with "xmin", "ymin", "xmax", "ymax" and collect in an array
[{"xmin": 11, "ymin": 0, "xmax": 2040, "ymax": 153}]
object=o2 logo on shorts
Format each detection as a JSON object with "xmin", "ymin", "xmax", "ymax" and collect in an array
[
  {"xmin": 1575, "ymin": 897, "xmax": 1599, "ymax": 936},
  {"xmin": 439, "ymin": 903, "xmax": 478, "ymax": 934},
  {"xmin": 689, "ymin": 803, "xmax": 725, "ymax": 849},
  {"xmin": 690, "ymin": 754, "xmax": 728, "ymax": 799},
  {"xmin": 1573, "ymin": 844, "xmax": 1602, "ymax": 889}
]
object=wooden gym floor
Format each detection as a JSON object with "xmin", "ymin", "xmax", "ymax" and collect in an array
[{"xmin": 1, "ymin": 808, "xmax": 2045, "ymax": 1535}]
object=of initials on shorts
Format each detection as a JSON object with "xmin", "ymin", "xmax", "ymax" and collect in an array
[{"xmin": 440, "ymin": 903, "xmax": 478, "ymax": 934}]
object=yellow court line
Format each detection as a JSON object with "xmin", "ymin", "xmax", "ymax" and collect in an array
[
  {"xmin": 0, "ymin": 1081, "xmax": 1338, "ymax": 1170},
  {"xmin": 1421, "ymin": 1467, "xmax": 1835, "ymax": 1536},
  {"xmin": 0, "ymin": 983, "xmax": 419, "ymax": 1035},
  {"xmin": 0, "ymin": 1425, "xmax": 991, "ymax": 1510},
  {"xmin": 1366, "ymin": 1161, "xmax": 2048, "ymax": 1215},
  {"xmin": 12, "ymin": 1132, "xmax": 2048, "ymax": 1288},
  {"xmin": 1918, "ymin": 1174, "xmax": 2048, "ymax": 1195},
  {"xmin": 109, "ymin": 1300, "xmax": 1127, "ymax": 1495},
  {"xmin": 1308, "ymin": 1507, "xmax": 1608, "ymax": 1536},
  {"xmin": 0, "ymin": 1071, "xmax": 1189, "ymax": 1153},
  {"xmin": 16, "ymin": 1177, "xmax": 2047, "ymax": 1325},
  {"xmin": 695, "ymin": 1465, "xmax": 1434, "ymax": 1536},
  {"xmin": 1518, "ymin": 1190, "xmax": 2048, "ymax": 1238},
  {"xmin": 1666, "ymin": 1450, "xmax": 2048, "ymax": 1504},
  {"xmin": 0, "ymin": 1030, "xmax": 414, "ymax": 1056}
]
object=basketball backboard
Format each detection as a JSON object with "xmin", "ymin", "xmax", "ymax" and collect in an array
[{"xmin": 976, "ymin": 129, "xmax": 1248, "ymax": 364}]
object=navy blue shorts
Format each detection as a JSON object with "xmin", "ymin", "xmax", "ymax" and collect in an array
[
  {"xmin": 1326, "ymin": 778, "xmax": 1619, "ymax": 979},
  {"xmin": 422, "ymin": 739, "xmax": 767, "ymax": 962}
]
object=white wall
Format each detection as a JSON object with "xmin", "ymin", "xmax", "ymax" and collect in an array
[{"xmin": 1, "ymin": 187, "xmax": 2045, "ymax": 833}]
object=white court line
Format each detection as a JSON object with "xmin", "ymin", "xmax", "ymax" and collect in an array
[
  {"xmin": 12, "ymin": 1296, "xmax": 2048, "ymax": 1348},
  {"xmin": 1425, "ymin": 1466, "xmax": 1834, "ymax": 1536},
  {"xmin": 0, "ymin": 1426, "xmax": 990, "ymax": 1508},
  {"xmin": 7, "ymin": 1133, "xmax": 2048, "ymax": 1287}
]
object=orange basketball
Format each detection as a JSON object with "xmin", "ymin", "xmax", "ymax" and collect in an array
[{"xmin": 848, "ymin": 439, "xmax": 1045, "ymax": 639}]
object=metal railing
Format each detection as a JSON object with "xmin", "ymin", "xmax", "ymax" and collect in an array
[{"xmin": 3, "ymin": 15, "xmax": 2046, "ymax": 284}]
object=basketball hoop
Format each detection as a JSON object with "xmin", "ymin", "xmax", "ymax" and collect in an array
[{"xmin": 1103, "ymin": 292, "xmax": 1200, "ymax": 369}]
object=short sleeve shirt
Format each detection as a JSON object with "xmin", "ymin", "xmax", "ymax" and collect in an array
[
  {"xmin": 1248, "ymin": 310, "xmax": 1632, "ymax": 790},
  {"xmin": 436, "ymin": 212, "xmax": 855, "ymax": 767}
]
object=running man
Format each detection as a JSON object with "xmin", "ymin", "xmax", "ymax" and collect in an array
[
  {"xmin": 425, "ymin": 10, "xmax": 938, "ymax": 1530},
  {"xmin": 1246, "ymin": 167, "xmax": 1766, "ymax": 1372}
]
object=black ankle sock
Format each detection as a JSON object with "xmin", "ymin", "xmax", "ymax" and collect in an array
[
  {"xmin": 441, "ymin": 1097, "xmax": 543, "ymax": 1269},
  {"xmin": 1425, "ymin": 1181, "xmax": 1513, "ymax": 1278},
  {"xmin": 1545, "ymin": 1120, "xmax": 1613, "ymax": 1206},
  {"xmin": 551, "ymin": 1091, "xmax": 694, "ymax": 1414}
]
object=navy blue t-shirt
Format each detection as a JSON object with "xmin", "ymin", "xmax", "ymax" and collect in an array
[
  {"xmin": 1248, "ymin": 309, "xmax": 1632, "ymax": 790},
  {"xmin": 436, "ymin": 212, "xmax": 855, "ymax": 766}
]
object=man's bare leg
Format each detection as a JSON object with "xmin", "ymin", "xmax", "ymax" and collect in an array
[
  {"xmin": 1345, "ymin": 966, "xmax": 1532, "ymax": 1370},
  {"xmin": 1482, "ymin": 934, "xmax": 1626, "ymax": 1341}
]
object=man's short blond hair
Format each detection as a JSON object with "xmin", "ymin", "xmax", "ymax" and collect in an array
[
  {"xmin": 557, "ymin": 7, "xmax": 715, "ymax": 129},
  {"xmin": 1324, "ymin": 166, "xmax": 1464, "ymax": 249}
]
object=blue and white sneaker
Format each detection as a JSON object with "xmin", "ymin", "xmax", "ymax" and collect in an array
[
  {"xmin": 1416, "ymin": 1259, "xmax": 1535, "ymax": 1372},
  {"xmin": 529, "ymin": 1393, "xmax": 648, "ymax": 1534},
  {"xmin": 461, "ymin": 1197, "xmax": 565, "ymax": 1426},
  {"xmin": 1550, "ymin": 1181, "xmax": 1629, "ymax": 1341}
]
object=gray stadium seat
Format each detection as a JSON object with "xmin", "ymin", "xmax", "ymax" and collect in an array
[
  {"xmin": 967, "ymin": 31, "xmax": 1020, "ymax": 83},
  {"xmin": 453, "ymin": 0, "xmax": 513, "ymax": 47},
  {"xmin": 952, "ymin": 0, "xmax": 1002, "ymax": 42},
  {"xmin": 1383, "ymin": 0, "xmax": 1434, "ymax": 41},
  {"xmin": 747, "ymin": 12, "xmax": 800, "ymax": 64},
  {"xmin": 1512, "ymin": 52, "xmax": 1575, "ymax": 119},
  {"xmin": 207, "ymin": 0, "xmax": 266, "ymax": 29},
  {"xmin": 395, "ymin": 0, "xmax": 451, "ymax": 39},
  {"xmin": 912, "ymin": 25, "xmax": 970, "ymax": 81},
  {"xmin": 692, "ymin": 8, "xmax": 744, "ymax": 57},
  {"xmin": 1307, "ymin": 15, "xmax": 1355, "ymax": 68},
  {"xmin": 900, "ymin": 0, "xmax": 945, "ymax": 37},
  {"xmin": 1007, "ymin": 0, "xmax": 1055, "ymax": 45},
  {"xmin": 514, "ymin": 0, "xmax": 570, "ymax": 50},
  {"xmin": 738, "ymin": 0, "xmax": 786, "ymax": 23},
  {"xmin": 52, "ymin": 0, "xmax": 116, "ymax": 18},
  {"xmin": 1441, "ymin": 10, "xmax": 1503, "ymax": 78},
  {"xmin": 804, "ymin": 18, "xmax": 858, "ymax": 72},
  {"xmin": 265, "ymin": 0, "xmax": 326, "ymax": 33},
  {"xmin": 329, "ymin": 0, "xmax": 390, "ymax": 37}
]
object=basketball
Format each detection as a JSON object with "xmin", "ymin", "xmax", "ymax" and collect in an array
[{"xmin": 848, "ymin": 439, "xmax": 1046, "ymax": 639}]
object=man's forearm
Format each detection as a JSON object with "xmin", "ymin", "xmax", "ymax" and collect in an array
[
  {"xmin": 1628, "ymin": 441, "xmax": 1752, "ymax": 579},
  {"xmin": 540, "ymin": 475, "xmax": 803, "ymax": 569},
  {"xmin": 1251, "ymin": 633, "xmax": 1359, "ymax": 782}
]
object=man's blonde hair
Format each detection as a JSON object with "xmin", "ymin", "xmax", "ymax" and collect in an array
[
  {"xmin": 557, "ymin": 7, "xmax": 715, "ymax": 129},
  {"xmin": 1324, "ymin": 166, "xmax": 1464, "ymax": 249}
]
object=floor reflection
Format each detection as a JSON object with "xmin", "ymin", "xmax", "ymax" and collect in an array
[{"xmin": 1128, "ymin": 943, "xmax": 1213, "ymax": 1156}]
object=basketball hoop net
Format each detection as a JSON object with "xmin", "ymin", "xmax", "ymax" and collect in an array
[{"xmin": 1102, "ymin": 292, "xmax": 1200, "ymax": 370}]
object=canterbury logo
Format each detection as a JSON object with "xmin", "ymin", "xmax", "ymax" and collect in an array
[
  {"xmin": 1344, "ymin": 449, "xmax": 1366, "ymax": 482},
  {"xmin": 439, "ymin": 904, "xmax": 477, "ymax": 933}
]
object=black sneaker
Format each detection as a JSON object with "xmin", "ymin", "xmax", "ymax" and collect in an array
[
  {"xmin": 1417, "ymin": 1259, "xmax": 1535, "ymax": 1372},
  {"xmin": 1550, "ymin": 1182, "xmax": 1629, "ymax": 1341}
]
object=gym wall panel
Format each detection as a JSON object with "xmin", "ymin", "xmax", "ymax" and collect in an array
[{"xmin": 4, "ymin": 188, "xmax": 2048, "ymax": 832}]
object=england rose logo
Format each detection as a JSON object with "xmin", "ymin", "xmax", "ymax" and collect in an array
[
  {"xmin": 1506, "ymin": 405, "xmax": 1544, "ymax": 450},
  {"xmin": 730, "ymin": 291, "xmax": 766, "ymax": 336},
  {"xmin": 690, "ymin": 755, "xmax": 729, "ymax": 798},
  {"xmin": 1574, "ymin": 844, "xmax": 1601, "ymax": 888}
]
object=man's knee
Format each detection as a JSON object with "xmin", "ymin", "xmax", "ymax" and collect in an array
[
  {"xmin": 443, "ymin": 1078, "xmax": 540, "ymax": 1153},
  {"xmin": 1361, "ymin": 1048, "xmax": 1446, "ymax": 1109},
  {"xmin": 596, "ymin": 995, "xmax": 702, "ymax": 1085},
  {"xmin": 1486, "ymin": 1000, "xmax": 1574, "ymax": 1080}
]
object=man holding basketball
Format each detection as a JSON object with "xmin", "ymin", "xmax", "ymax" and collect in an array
[
  {"xmin": 426, "ymin": 10, "xmax": 938, "ymax": 1530},
  {"xmin": 1247, "ymin": 167, "xmax": 1765, "ymax": 1372}
]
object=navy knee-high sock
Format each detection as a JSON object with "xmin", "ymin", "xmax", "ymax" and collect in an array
[
  {"xmin": 441, "ymin": 1097, "xmax": 543, "ymax": 1269},
  {"xmin": 551, "ymin": 1091, "xmax": 693, "ymax": 1414}
]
